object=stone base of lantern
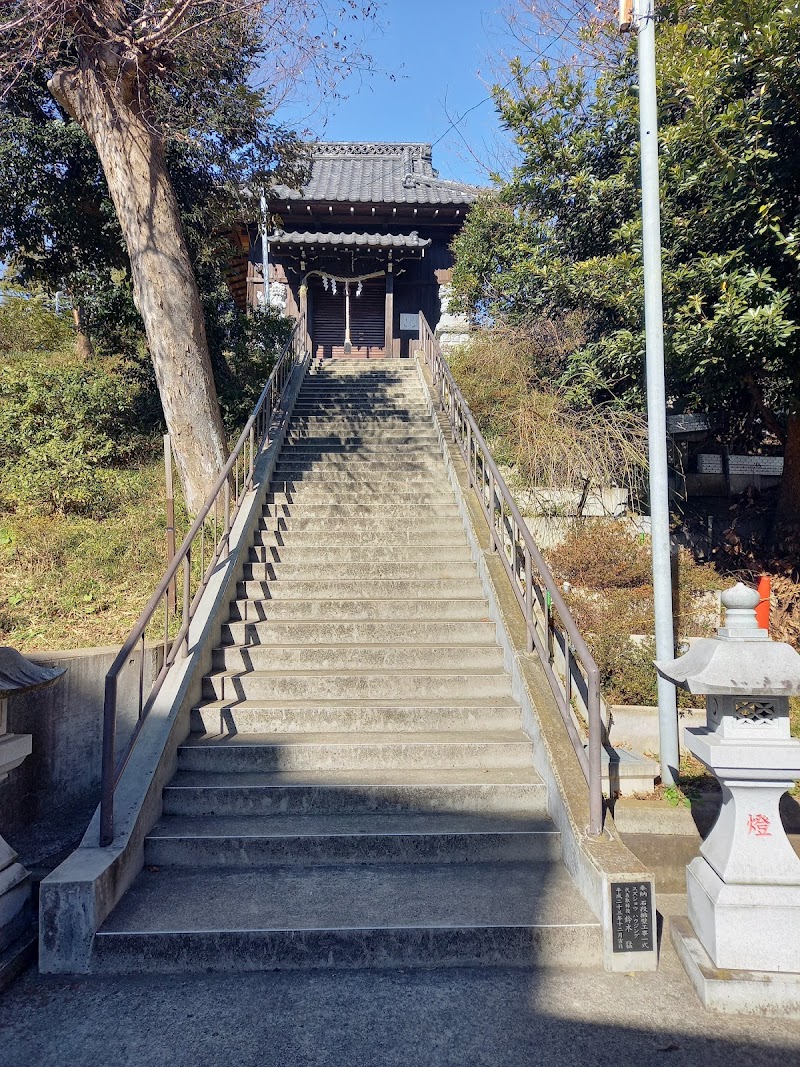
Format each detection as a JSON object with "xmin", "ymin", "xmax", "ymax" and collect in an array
[
  {"xmin": 671, "ymin": 916, "xmax": 800, "ymax": 1018},
  {"xmin": 686, "ymin": 856, "xmax": 800, "ymax": 973},
  {"xmin": 0, "ymin": 926, "xmax": 36, "ymax": 994}
]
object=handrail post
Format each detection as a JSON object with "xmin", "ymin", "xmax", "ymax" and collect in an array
[
  {"xmin": 223, "ymin": 479, "xmax": 231, "ymax": 558},
  {"xmin": 248, "ymin": 424, "xmax": 256, "ymax": 487},
  {"xmin": 182, "ymin": 551, "xmax": 191, "ymax": 657},
  {"xmin": 488, "ymin": 471, "xmax": 497, "ymax": 551},
  {"xmin": 524, "ymin": 550, "xmax": 534, "ymax": 653},
  {"xmin": 99, "ymin": 674, "xmax": 118, "ymax": 847},
  {"xmin": 587, "ymin": 666, "xmax": 604, "ymax": 835}
]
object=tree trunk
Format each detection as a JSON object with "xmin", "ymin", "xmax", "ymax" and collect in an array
[
  {"xmin": 49, "ymin": 64, "xmax": 227, "ymax": 513},
  {"xmin": 776, "ymin": 412, "xmax": 800, "ymax": 528},
  {"xmin": 72, "ymin": 306, "xmax": 93, "ymax": 359}
]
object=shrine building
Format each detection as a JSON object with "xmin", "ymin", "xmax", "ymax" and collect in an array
[{"xmin": 227, "ymin": 142, "xmax": 479, "ymax": 357}]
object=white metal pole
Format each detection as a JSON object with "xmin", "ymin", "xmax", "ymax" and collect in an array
[{"xmin": 635, "ymin": 0, "xmax": 679, "ymax": 785}]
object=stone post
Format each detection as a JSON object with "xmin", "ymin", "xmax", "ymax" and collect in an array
[{"xmin": 655, "ymin": 584, "xmax": 800, "ymax": 1015}]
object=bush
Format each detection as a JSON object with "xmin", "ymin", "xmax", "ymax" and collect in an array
[
  {"xmin": 550, "ymin": 519, "xmax": 652, "ymax": 590},
  {"xmin": 448, "ymin": 329, "xmax": 649, "ymax": 501},
  {"xmin": 548, "ymin": 519, "xmax": 730, "ymax": 705},
  {"xmin": 0, "ymin": 352, "xmax": 152, "ymax": 516},
  {"xmin": 0, "ymin": 294, "xmax": 73, "ymax": 352}
]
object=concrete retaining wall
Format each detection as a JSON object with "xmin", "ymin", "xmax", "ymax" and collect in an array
[{"xmin": 0, "ymin": 644, "xmax": 164, "ymax": 861}]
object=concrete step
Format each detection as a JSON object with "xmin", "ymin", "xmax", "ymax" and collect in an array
[
  {"xmin": 227, "ymin": 598, "xmax": 490, "ymax": 622},
  {"xmin": 144, "ymin": 812, "xmax": 560, "ymax": 868},
  {"xmin": 269, "ymin": 478, "xmax": 448, "ymax": 488},
  {"xmin": 289, "ymin": 416, "xmax": 433, "ymax": 426},
  {"xmin": 294, "ymin": 397, "xmax": 427, "ymax": 408},
  {"xmin": 274, "ymin": 451, "xmax": 441, "ymax": 464},
  {"xmin": 253, "ymin": 528, "xmax": 467, "ymax": 547},
  {"xmin": 247, "ymin": 544, "xmax": 473, "ymax": 563},
  {"xmin": 176, "ymin": 730, "xmax": 533, "ymax": 773},
  {"xmin": 266, "ymin": 489, "xmax": 454, "ymax": 504},
  {"xmin": 282, "ymin": 439, "xmax": 440, "ymax": 451},
  {"xmin": 258, "ymin": 518, "xmax": 465, "ymax": 538},
  {"xmin": 261, "ymin": 501, "xmax": 459, "ymax": 516},
  {"xmin": 241, "ymin": 561, "xmax": 477, "ymax": 581},
  {"xmin": 234, "ymin": 578, "xmax": 485, "ymax": 601},
  {"xmin": 92, "ymin": 862, "xmax": 601, "ymax": 973},
  {"xmin": 211, "ymin": 643, "xmax": 505, "ymax": 674},
  {"xmin": 202, "ymin": 668, "xmax": 514, "ymax": 702},
  {"xmin": 162, "ymin": 766, "xmax": 546, "ymax": 817},
  {"xmin": 191, "ymin": 698, "xmax": 521, "ymax": 735},
  {"xmin": 288, "ymin": 418, "xmax": 439, "ymax": 431},
  {"xmin": 291, "ymin": 402, "xmax": 430, "ymax": 412},
  {"xmin": 273, "ymin": 458, "xmax": 441, "ymax": 475},
  {"xmin": 220, "ymin": 620, "xmax": 496, "ymax": 647}
]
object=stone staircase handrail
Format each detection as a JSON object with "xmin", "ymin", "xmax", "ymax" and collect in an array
[
  {"xmin": 416, "ymin": 313, "xmax": 604, "ymax": 835},
  {"xmin": 98, "ymin": 316, "xmax": 309, "ymax": 846}
]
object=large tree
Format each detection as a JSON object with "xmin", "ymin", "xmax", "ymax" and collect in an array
[
  {"xmin": 0, "ymin": 1, "xmax": 377, "ymax": 511},
  {"xmin": 452, "ymin": 0, "xmax": 800, "ymax": 528}
]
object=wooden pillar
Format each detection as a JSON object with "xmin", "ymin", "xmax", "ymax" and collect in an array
[
  {"xmin": 299, "ymin": 282, "xmax": 310, "ymax": 354},
  {"xmin": 344, "ymin": 281, "xmax": 352, "ymax": 354},
  {"xmin": 385, "ymin": 268, "xmax": 394, "ymax": 357}
]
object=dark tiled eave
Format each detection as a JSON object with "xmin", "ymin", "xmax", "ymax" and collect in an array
[{"xmin": 268, "ymin": 231, "xmax": 433, "ymax": 250}]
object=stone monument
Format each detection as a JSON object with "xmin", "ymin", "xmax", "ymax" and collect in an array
[{"xmin": 656, "ymin": 584, "xmax": 800, "ymax": 1015}]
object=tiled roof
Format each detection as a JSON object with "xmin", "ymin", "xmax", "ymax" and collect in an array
[
  {"xmin": 268, "ymin": 230, "xmax": 432, "ymax": 250},
  {"xmin": 271, "ymin": 143, "xmax": 480, "ymax": 206}
]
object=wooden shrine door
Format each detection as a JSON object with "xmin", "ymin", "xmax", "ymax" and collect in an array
[{"xmin": 311, "ymin": 277, "xmax": 387, "ymax": 358}]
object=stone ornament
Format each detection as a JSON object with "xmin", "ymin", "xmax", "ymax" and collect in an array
[
  {"xmin": 657, "ymin": 583, "xmax": 800, "ymax": 982},
  {"xmin": 0, "ymin": 647, "xmax": 66, "ymax": 695},
  {"xmin": 0, "ymin": 648, "xmax": 67, "ymax": 958}
]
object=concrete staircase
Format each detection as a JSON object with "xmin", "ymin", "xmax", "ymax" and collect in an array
[{"xmin": 92, "ymin": 359, "xmax": 601, "ymax": 972}]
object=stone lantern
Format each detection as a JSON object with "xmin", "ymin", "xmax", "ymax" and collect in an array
[
  {"xmin": 656, "ymin": 583, "xmax": 800, "ymax": 1014},
  {"xmin": 0, "ymin": 648, "xmax": 66, "ymax": 980}
]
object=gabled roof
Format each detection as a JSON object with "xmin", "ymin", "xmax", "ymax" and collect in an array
[
  {"xmin": 269, "ymin": 230, "xmax": 432, "ymax": 250},
  {"xmin": 271, "ymin": 143, "xmax": 480, "ymax": 206}
]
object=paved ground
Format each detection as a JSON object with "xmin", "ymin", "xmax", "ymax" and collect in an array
[{"xmin": 2, "ymin": 904, "xmax": 799, "ymax": 1067}]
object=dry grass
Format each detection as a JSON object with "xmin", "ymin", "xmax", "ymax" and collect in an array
[
  {"xmin": 0, "ymin": 459, "xmax": 187, "ymax": 651},
  {"xmin": 448, "ymin": 329, "xmax": 649, "ymax": 505}
]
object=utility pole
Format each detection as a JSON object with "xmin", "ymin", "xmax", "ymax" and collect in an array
[{"xmin": 622, "ymin": 0, "xmax": 680, "ymax": 785}]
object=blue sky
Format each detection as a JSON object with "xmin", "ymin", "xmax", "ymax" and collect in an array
[{"xmin": 298, "ymin": 1, "xmax": 515, "ymax": 188}]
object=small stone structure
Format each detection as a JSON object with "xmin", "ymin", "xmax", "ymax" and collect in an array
[
  {"xmin": 435, "ymin": 282, "xmax": 473, "ymax": 351},
  {"xmin": 0, "ymin": 648, "xmax": 66, "ymax": 982},
  {"xmin": 656, "ymin": 585, "xmax": 800, "ymax": 1015}
]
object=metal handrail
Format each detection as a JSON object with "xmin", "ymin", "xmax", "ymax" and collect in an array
[
  {"xmin": 417, "ymin": 314, "xmax": 604, "ymax": 835},
  {"xmin": 99, "ymin": 317, "xmax": 308, "ymax": 846}
]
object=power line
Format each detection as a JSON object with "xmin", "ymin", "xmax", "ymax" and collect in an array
[{"xmin": 430, "ymin": 20, "xmax": 575, "ymax": 149}]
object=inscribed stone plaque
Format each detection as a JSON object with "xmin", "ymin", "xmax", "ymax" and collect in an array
[{"xmin": 611, "ymin": 881, "xmax": 653, "ymax": 953}]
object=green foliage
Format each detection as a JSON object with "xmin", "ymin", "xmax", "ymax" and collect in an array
[
  {"xmin": 0, "ymin": 350, "xmax": 153, "ymax": 516},
  {"xmin": 216, "ymin": 310, "xmax": 294, "ymax": 430},
  {"xmin": 0, "ymin": 61, "xmax": 303, "ymax": 384},
  {"xmin": 451, "ymin": 2, "xmax": 800, "ymax": 442},
  {"xmin": 0, "ymin": 293, "xmax": 74, "ymax": 352}
]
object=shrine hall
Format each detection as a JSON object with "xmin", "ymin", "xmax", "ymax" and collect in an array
[{"xmin": 227, "ymin": 142, "xmax": 480, "ymax": 357}]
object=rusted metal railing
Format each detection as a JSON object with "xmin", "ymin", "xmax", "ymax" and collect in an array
[
  {"xmin": 99, "ymin": 317, "xmax": 308, "ymax": 846},
  {"xmin": 417, "ymin": 313, "xmax": 604, "ymax": 835}
]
